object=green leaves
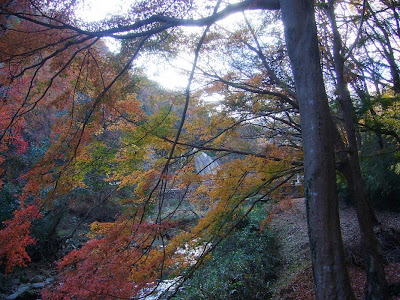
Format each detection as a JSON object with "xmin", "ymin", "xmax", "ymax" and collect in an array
[{"xmin": 177, "ymin": 207, "xmax": 280, "ymax": 300}]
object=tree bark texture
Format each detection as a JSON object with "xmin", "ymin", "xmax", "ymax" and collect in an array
[
  {"xmin": 279, "ymin": 1, "xmax": 354, "ymax": 299},
  {"xmin": 327, "ymin": 3, "xmax": 388, "ymax": 298}
]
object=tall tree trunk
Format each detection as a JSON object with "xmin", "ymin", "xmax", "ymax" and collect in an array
[
  {"xmin": 327, "ymin": 3, "xmax": 388, "ymax": 298},
  {"xmin": 279, "ymin": 1, "xmax": 354, "ymax": 298},
  {"xmin": 366, "ymin": 1, "xmax": 400, "ymax": 95}
]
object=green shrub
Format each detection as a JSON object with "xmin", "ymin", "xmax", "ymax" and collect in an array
[
  {"xmin": 359, "ymin": 133, "xmax": 400, "ymax": 209},
  {"xmin": 361, "ymin": 152, "xmax": 400, "ymax": 209},
  {"xmin": 176, "ymin": 207, "xmax": 280, "ymax": 299}
]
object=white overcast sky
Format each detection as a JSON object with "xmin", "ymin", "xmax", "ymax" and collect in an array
[
  {"xmin": 76, "ymin": 0, "xmax": 193, "ymax": 91},
  {"xmin": 75, "ymin": 0, "xmax": 256, "ymax": 99},
  {"xmin": 76, "ymin": 0, "xmax": 129, "ymax": 22}
]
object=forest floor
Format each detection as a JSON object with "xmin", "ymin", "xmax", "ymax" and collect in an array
[{"xmin": 269, "ymin": 198, "xmax": 400, "ymax": 299}]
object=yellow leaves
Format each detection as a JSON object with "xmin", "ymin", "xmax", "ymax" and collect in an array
[
  {"xmin": 116, "ymin": 170, "xmax": 142, "ymax": 189},
  {"xmin": 196, "ymin": 184, "xmax": 210, "ymax": 196},
  {"xmin": 117, "ymin": 169, "xmax": 158, "ymax": 195},
  {"xmin": 114, "ymin": 143, "xmax": 140, "ymax": 163},
  {"xmin": 174, "ymin": 164, "xmax": 200, "ymax": 188},
  {"xmin": 88, "ymin": 221, "xmax": 116, "ymax": 239},
  {"xmin": 362, "ymin": 94, "xmax": 400, "ymax": 144},
  {"xmin": 183, "ymin": 108, "xmax": 214, "ymax": 142},
  {"xmin": 179, "ymin": 153, "xmax": 293, "ymax": 239},
  {"xmin": 210, "ymin": 156, "xmax": 274, "ymax": 198},
  {"xmin": 167, "ymin": 167, "xmax": 295, "ymax": 270}
]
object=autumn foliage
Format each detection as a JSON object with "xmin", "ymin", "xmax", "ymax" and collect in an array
[
  {"xmin": 0, "ymin": 2, "xmax": 300, "ymax": 294},
  {"xmin": 42, "ymin": 219, "xmax": 167, "ymax": 299},
  {"xmin": 1, "ymin": 0, "xmax": 399, "ymax": 299},
  {"xmin": 0, "ymin": 205, "xmax": 41, "ymax": 273}
]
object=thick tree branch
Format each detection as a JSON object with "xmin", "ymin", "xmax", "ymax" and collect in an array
[{"xmin": 1, "ymin": 0, "xmax": 280, "ymax": 39}]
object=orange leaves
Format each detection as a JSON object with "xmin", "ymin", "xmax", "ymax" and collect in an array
[
  {"xmin": 210, "ymin": 154, "xmax": 286, "ymax": 198},
  {"xmin": 0, "ymin": 205, "xmax": 42, "ymax": 273},
  {"xmin": 173, "ymin": 163, "xmax": 200, "ymax": 187},
  {"xmin": 0, "ymin": 3, "xmax": 305, "ymax": 297},
  {"xmin": 44, "ymin": 238, "xmax": 140, "ymax": 299},
  {"xmin": 113, "ymin": 94, "xmax": 146, "ymax": 125},
  {"xmin": 185, "ymin": 151, "xmax": 297, "ymax": 238},
  {"xmin": 87, "ymin": 221, "xmax": 116, "ymax": 239},
  {"xmin": 117, "ymin": 169, "xmax": 158, "ymax": 194},
  {"xmin": 44, "ymin": 219, "xmax": 172, "ymax": 299}
]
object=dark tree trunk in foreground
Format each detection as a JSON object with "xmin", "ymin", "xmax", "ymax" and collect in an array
[
  {"xmin": 279, "ymin": 1, "xmax": 354, "ymax": 298},
  {"xmin": 327, "ymin": 3, "xmax": 388, "ymax": 298}
]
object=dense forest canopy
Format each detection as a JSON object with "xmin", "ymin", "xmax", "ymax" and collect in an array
[{"xmin": 0, "ymin": 0, "xmax": 399, "ymax": 299}]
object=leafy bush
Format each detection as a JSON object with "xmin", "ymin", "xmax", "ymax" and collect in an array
[
  {"xmin": 176, "ymin": 207, "xmax": 280, "ymax": 299},
  {"xmin": 359, "ymin": 133, "xmax": 400, "ymax": 209},
  {"xmin": 360, "ymin": 151, "xmax": 400, "ymax": 209}
]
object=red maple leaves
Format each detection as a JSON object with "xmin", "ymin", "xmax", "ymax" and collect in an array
[{"xmin": 0, "ymin": 204, "xmax": 42, "ymax": 273}]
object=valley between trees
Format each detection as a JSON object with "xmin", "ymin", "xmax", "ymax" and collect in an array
[{"xmin": 1, "ymin": 0, "xmax": 400, "ymax": 299}]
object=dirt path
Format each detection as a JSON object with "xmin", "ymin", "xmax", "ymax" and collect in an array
[{"xmin": 268, "ymin": 198, "xmax": 400, "ymax": 299}]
